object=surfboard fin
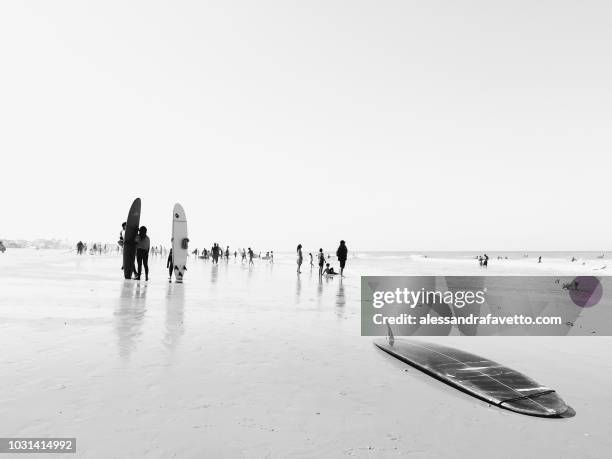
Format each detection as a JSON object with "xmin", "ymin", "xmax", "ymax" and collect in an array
[{"xmin": 387, "ymin": 324, "xmax": 395, "ymax": 346}]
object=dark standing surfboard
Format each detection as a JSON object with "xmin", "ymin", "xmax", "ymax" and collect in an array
[
  {"xmin": 123, "ymin": 198, "xmax": 141, "ymax": 279},
  {"xmin": 374, "ymin": 335, "xmax": 575, "ymax": 418}
]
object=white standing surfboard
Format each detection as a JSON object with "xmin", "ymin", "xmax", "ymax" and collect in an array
[{"xmin": 171, "ymin": 203, "xmax": 189, "ymax": 283}]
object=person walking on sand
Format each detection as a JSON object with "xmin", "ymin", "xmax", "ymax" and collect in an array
[
  {"xmin": 317, "ymin": 248, "xmax": 325, "ymax": 277},
  {"xmin": 134, "ymin": 226, "xmax": 150, "ymax": 281},
  {"xmin": 483, "ymin": 253, "xmax": 489, "ymax": 268},
  {"xmin": 248, "ymin": 247, "xmax": 254, "ymax": 265},
  {"xmin": 309, "ymin": 252, "xmax": 314, "ymax": 268},
  {"xmin": 336, "ymin": 240, "xmax": 348, "ymax": 277},
  {"xmin": 212, "ymin": 243, "xmax": 221, "ymax": 264},
  {"xmin": 167, "ymin": 248, "xmax": 174, "ymax": 282},
  {"xmin": 296, "ymin": 244, "xmax": 303, "ymax": 273}
]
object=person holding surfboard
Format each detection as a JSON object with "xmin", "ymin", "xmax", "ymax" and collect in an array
[
  {"xmin": 134, "ymin": 226, "xmax": 150, "ymax": 281},
  {"xmin": 119, "ymin": 222, "xmax": 126, "ymax": 247},
  {"xmin": 167, "ymin": 248, "xmax": 174, "ymax": 282}
]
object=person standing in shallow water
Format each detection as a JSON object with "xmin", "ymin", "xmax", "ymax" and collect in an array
[
  {"xmin": 296, "ymin": 244, "xmax": 303, "ymax": 273},
  {"xmin": 134, "ymin": 226, "xmax": 150, "ymax": 281},
  {"xmin": 336, "ymin": 240, "xmax": 348, "ymax": 277}
]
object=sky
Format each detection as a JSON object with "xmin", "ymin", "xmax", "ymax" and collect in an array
[{"xmin": 1, "ymin": 1, "xmax": 610, "ymax": 251}]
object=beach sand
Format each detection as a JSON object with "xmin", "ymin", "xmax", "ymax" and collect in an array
[{"xmin": 0, "ymin": 249, "xmax": 610, "ymax": 458}]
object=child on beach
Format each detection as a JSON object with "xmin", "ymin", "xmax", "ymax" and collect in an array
[
  {"xmin": 317, "ymin": 248, "xmax": 325, "ymax": 277},
  {"xmin": 309, "ymin": 253, "xmax": 313, "ymax": 268},
  {"xmin": 323, "ymin": 263, "xmax": 338, "ymax": 275}
]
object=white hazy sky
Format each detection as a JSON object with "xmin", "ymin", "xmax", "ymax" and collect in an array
[{"xmin": 1, "ymin": 1, "xmax": 610, "ymax": 251}]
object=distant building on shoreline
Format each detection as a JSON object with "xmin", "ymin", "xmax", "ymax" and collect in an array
[{"xmin": 0, "ymin": 238, "xmax": 72, "ymax": 249}]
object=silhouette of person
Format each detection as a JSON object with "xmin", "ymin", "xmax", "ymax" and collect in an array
[
  {"xmin": 135, "ymin": 226, "xmax": 150, "ymax": 281},
  {"xmin": 336, "ymin": 240, "xmax": 348, "ymax": 277}
]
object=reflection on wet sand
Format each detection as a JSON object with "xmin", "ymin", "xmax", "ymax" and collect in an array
[
  {"xmin": 115, "ymin": 280, "xmax": 148, "ymax": 359},
  {"xmin": 336, "ymin": 279, "xmax": 346, "ymax": 317},
  {"xmin": 210, "ymin": 264, "xmax": 218, "ymax": 284},
  {"xmin": 317, "ymin": 276, "xmax": 323, "ymax": 306},
  {"xmin": 164, "ymin": 283, "xmax": 185, "ymax": 351},
  {"xmin": 295, "ymin": 273, "xmax": 301, "ymax": 304}
]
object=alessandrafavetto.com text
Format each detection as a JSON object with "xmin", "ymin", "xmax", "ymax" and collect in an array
[{"xmin": 369, "ymin": 287, "xmax": 563, "ymax": 326}]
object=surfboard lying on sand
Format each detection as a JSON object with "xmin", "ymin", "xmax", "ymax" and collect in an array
[
  {"xmin": 374, "ymin": 332, "xmax": 575, "ymax": 418},
  {"xmin": 171, "ymin": 203, "xmax": 188, "ymax": 283},
  {"xmin": 123, "ymin": 198, "xmax": 141, "ymax": 280}
]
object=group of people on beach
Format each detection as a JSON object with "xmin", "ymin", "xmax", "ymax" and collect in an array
[
  {"xmin": 113, "ymin": 217, "xmax": 347, "ymax": 283},
  {"xmin": 477, "ymin": 254, "xmax": 489, "ymax": 268},
  {"xmin": 192, "ymin": 245, "xmax": 272, "ymax": 265},
  {"xmin": 297, "ymin": 240, "xmax": 348, "ymax": 278}
]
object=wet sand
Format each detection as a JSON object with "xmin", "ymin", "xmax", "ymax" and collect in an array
[{"xmin": 0, "ymin": 249, "xmax": 610, "ymax": 458}]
